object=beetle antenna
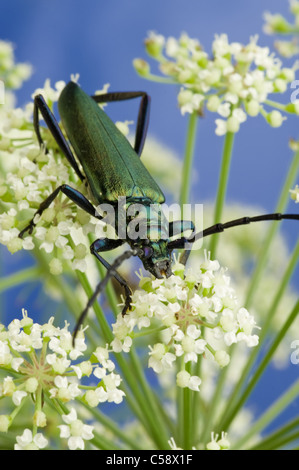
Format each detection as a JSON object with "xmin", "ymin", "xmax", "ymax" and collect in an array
[
  {"xmin": 72, "ymin": 249, "xmax": 138, "ymax": 344},
  {"xmin": 179, "ymin": 212, "xmax": 299, "ymax": 265}
]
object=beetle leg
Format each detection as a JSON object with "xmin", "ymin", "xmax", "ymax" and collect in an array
[
  {"xmin": 18, "ymin": 184, "xmax": 100, "ymax": 238},
  {"xmin": 91, "ymin": 91, "xmax": 150, "ymax": 156},
  {"xmin": 90, "ymin": 238, "xmax": 133, "ymax": 315},
  {"xmin": 34, "ymin": 94, "xmax": 85, "ymax": 181},
  {"xmin": 73, "ymin": 249, "xmax": 138, "ymax": 341}
]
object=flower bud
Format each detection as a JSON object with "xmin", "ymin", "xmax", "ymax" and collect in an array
[
  {"xmin": 176, "ymin": 370, "xmax": 190, "ymax": 388},
  {"xmin": 33, "ymin": 410, "xmax": 47, "ymax": 427},
  {"xmin": 133, "ymin": 58, "xmax": 150, "ymax": 77},
  {"xmin": 144, "ymin": 33, "xmax": 165, "ymax": 59},
  {"xmin": 49, "ymin": 258, "xmax": 63, "ymax": 275},
  {"xmin": 0, "ymin": 415, "xmax": 11, "ymax": 432},
  {"xmin": 25, "ymin": 377, "xmax": 38, "ymax": 393},
  {"xmin": 226, "ymin": 116, "xmax": 240, "ymax": 133},
  {"xmin": 267, "ymin": 110, "xmax": 286, "ymax": 127},
  {"xmin": 245, "ymin": 99, "xmax": 260, "ymax": 117},
  {"xmin": 215, "ymin": 350, "xmax": 230, "ymax": 368}
]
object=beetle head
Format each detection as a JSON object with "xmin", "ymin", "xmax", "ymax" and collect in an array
[{"xmin": 139, "ymin": 240, "xmax": 172, "ymax": 279}]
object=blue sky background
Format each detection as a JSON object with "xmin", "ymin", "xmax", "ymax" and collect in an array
[{"xmin": 1, "ymin": 0, "xmax": 299, "ymax": 440}]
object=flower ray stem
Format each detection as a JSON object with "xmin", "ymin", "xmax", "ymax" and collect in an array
[
  {"xmin": 218, "ymin": 299, "xmax": 299, "ymax": 435},
  {"xmin": 231, "ymin": 377, "xmax": 299, "ymax": 450},
  {"xmin": 199, "ymin": 363, "xmax": 228, "ymax": 445},
  {"xmin": 209, "ymin": 131, "xmax": 235, "ymax": 257},
  {"xmin": 0, "ymin": 266, "xmax": 41, "ymax": 293},
  {"xmin": 249, "ymin": 416, "xmax": 299, "ymax": 450},
  {"xmin": 76, "ymin": 264, "xmax": 170, "ymax": 448},
  {"xmin": 179, "ymin": 112, "xmax": 198, "ymax": 207},
  {"xmin": 177, "ymin": 361, "xmax": 193, "ymax": 449},
  {"xmin": 32, "ymin": 245, "xmax": 167, "ymax": 448},
  {"xmin": 244, "ymin": 146, "xmax": 299, "ymax": 310},
  {"xmin": 218, "ymin": 239, "xmax": 299, "ymax": 428}
]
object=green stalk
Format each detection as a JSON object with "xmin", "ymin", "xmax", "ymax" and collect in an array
[
  {"xmin": 219, "ymin": 299, "xmax": 299, "ymax": 434},
  {"xmin": 31, "ymin": 245, "xmax": 167, "ymax": 447},
  {"xmin": 177, "ymin": 113, "xmax": 199, "ymax": 449},
  {"xmin": 249, "ymin": 416, "xmax": 299, "ymax": 450},
  {"xmin": 199, "ymin": 362, "xmax": 228, "ymax": 445},
  {"xmin": 209, "ymin": 131, "xmax": 235, "ymax": 257},
  {"xmin": 176, "ymin": 361, "xmax": 194, "ymax": 449},
  {"xmin": 0, "ymin": 266, "xmax": 41, "ymax": 292},
  {"xmin": 192, "ymin": 131, "xmax": 234, "ymax": 443},
  {"xmin": 179, "ymin": 112, "xmax": 198, "ymax": 207},
  {"xmin": 75, "ymin": 262, "xmax": 170, "ymax": 448},
  {"xmin": 218, "ymin": 240, "xmax": 299, "ymax": 427},
  {"xmin": 245, "ymin": 147, "xmax": 299, "ymax": 309},
  {"xmin": 232, "ymin": 378, "xmax": 299, "ymax": 450}
]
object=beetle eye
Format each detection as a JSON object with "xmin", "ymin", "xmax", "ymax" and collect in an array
[{"xmin": 143, "ymin": 246, "xmax": 153, "ymax": 259}]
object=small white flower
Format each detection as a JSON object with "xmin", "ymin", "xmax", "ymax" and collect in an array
[
  {"xmin": 148, "ymin": 343, "xmax": 176, "ymax": 373},
  {"xmin": 49, "ymin": 375, "xmax": 81, "ymax": 402},
  {"xmin": 58, "ymin": 408, "xmax": 94, "ymax": 450},
  {"xmin": 14, "ymin": 429, "xmax": 48, "ymax": 450},
  {"xmin": 215, "ymin": 119, "xmax": 227, "ymax": 136},
  {"xmin": 176, "ymin": 370, "xmax": 201, "ymax": 391},
  {"xmin": 12, "ymin": 390, "xmax": 27, "ymax": 406}
]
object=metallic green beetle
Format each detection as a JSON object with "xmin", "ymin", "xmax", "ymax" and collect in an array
[{"xmin": 19, "ymin": 80, "xmax": 299, "ymax": 336}]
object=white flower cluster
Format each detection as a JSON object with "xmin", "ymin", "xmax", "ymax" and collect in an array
[
  {"xmin": 0, "ymin": 77, "xmax": 110, "ymax": 273},
  {"xmin": 0, "ymin": 310, "xmax": 125, "ymax": 450},
  {"xmin": 134, "ymin": 31, "xmax": 298, "ymax": 135},
  {"xmin": 0, "ymin": 40, "xmax": 32, "ymax": 93},
  {"xmin": 264, "ymin": 1, "xmax": 299, "ymax": 58},
  {"xmin": 111, "ymin": 253, "xmax": 259, "ymax": 391}
]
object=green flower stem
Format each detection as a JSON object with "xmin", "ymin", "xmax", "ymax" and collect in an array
[
  {"xmin": 249, "ymin": 416, "xmax": 299, "ymax": 450},
  {"xmin": 213, "ymin": 146, "xmax": 299, "ymax": 435},
  {"xmin": 177, "ymin": 361, "xmax": 193, "ymax": 449},
  {"xmin": 32, "ymin": 385, "xmax": 43, "ymax": 436},
  {"xmin": 176, "ymin": 113, "xmax": 200, "ymax": 449},
  {"xmin": 209, "ymin": 131, "xmax": 235, "ymax": 257},
  {"xmin": 45, "ymin": 394, "xmax": 120, "ymax": 450},
  {"xmin": 0, "ymin": 266, "xmax": 41, "ymax": 293},
  {"xmin": 74, "ymin": 269, "xmax": 113, "ymax": 342},
  {"xmin": 145, "ymin": 74, "xmax": 177, "ymax": 84},
  {"xmin": 220, "ymin": 239, "xmax": 299, "ymax": 425},
  {"xmin": 89, "ymin": 430, "xmax": 124, "ymax": 451},
  {"xmin": 179, "ymin": 112, "xmax": 198, "ymax": 207},
  {"xmin": 82, "ymin": 242, "xmax": 171, "ymax": 448},
  {"xmin": 128, "ymin": 348, "xmax": 171, "ymax": 448},
  {"xmin": 218, "ymin": 299, "xmax": 299, "ymax": 434},
  {"xmin": 232, "ymin": 377, "xmax": 299, "ymax": 450},
  {"xmin": 32, "ymin": 245, "xmax": 167, "ymax": 447},
  {"xmin": 194, "ymin": 131, "xmax": 235, "ymax": 439},
  {"xmin": 245, "ymin": 146, "xmax": 299, "ymax": 309},
  {"xmin": 75, "ymin": 267, "xmax": 170, "ymax": 448},
  {"xmin": 264, "ymin": 99, "xmax": 287, "ymax": 112},
  {"xmin": 199, "ymin": 362, "xmax": 228, "ymax": 446},
  {"xmin": 77, "ymin": 397, "xmax": 143, "ymax": 450}
]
